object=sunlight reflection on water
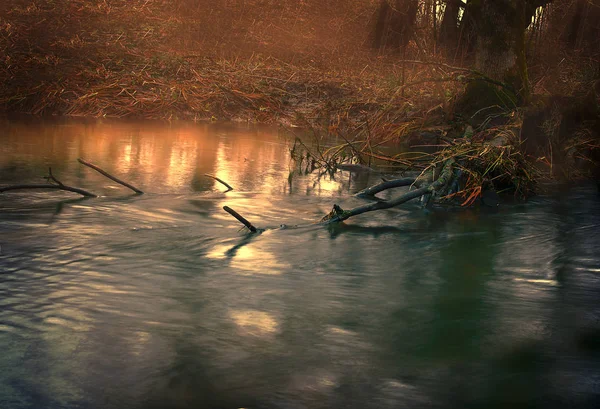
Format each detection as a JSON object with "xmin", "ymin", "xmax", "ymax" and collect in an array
[{"xmin": 1, "ymin": 119, "xmax": 600, "ymax": 409}]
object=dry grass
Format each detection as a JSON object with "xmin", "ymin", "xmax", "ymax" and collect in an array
[
  {"xmin": 1, "ymin": 1, "xmax": 597, "ymax": 200},
  {"xmin": 0, "ymin": 0, "xmax": 463, "ymax": 122}
]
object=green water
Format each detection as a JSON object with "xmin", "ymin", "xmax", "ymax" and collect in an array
[{"xmin": 1, "ymin": 118, "xmax": 599, "ymax": 409}]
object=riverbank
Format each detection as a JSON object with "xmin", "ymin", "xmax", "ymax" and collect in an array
[
  {"xmin": 1, "ymin": 0, "xmax": 598, "ymax": 199},
  {"xmin": 1, "ymin": 0, "xmax": 406, "ymax": 122}
]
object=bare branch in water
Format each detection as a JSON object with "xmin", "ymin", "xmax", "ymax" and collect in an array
[
  {"xmin": 44, "ymin": 167, "xmax": 64, "ymax": 186},
  {"xmin": 1, "ymin": 167, "xmax": 97, "ymax": 197},
  {"xmin": 205, "ymin": 174, "xmax": 233, "ymax": 191},
  {"xmin": 0, "ymin": 168, "xmax": 97, "ymax": 197},
  {"xmin": 322, "ymin": 159, "xmax": 455, "ymax": 223},
  {"xmin": 355, "ymin": 177, "xmax": 416, "ymax": 199},
  {"xmin": 223, "ymin": 206, "xmax": 258, "ymax": 233},
  {"xmin": 0, "ymin": 184, "xmax": 97, "ymax": 197},
  {"xmin": 77, "ymin": 158, "xmax": 143, "ymax": 194}
]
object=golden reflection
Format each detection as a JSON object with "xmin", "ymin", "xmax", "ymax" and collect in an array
[
  {"xmin": 130, "ymin": 331, "xmax": 151, "ymax": 356},
  {"xmin": 166, "ymin": 132, "xmax": 198, "ymax": 188},
  {"xmin": 211, "ymin": 127, "xmax": 291, "ymax": 195},
  {"xmin": 206, "ymin": 244, "xmax": 230, "ymax": 260},
  {"xmin": 115, "ymin": 139, "xmax": 133, "ymax": 174},
  {"xmin": 206, "ymin": 240, "xmax": 288, "ymax": 275},
  {"xmin": 0, "ymin": 119, "xmax": 301, "ymax": 196},
  {"xmin": 230, "ymin": 244, "xmax": 289, "ymax": 274},
  {"xmin": 230, "ymin": 309, "xmax": 278, "ymax": 336}
]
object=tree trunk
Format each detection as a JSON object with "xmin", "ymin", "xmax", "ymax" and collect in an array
[
  {"xmin": 456, "ymin": 0, "xmax": 479, "ymax": 60},
  {"xmin": 565, "ymin": 0, "xmax": 586, "ymax": 48},
  {"xmin": 439, "ymin": 0, "xmax": 461, "ymax": 56},
  {"xmin": 475, "ymin": 0, "xmax": 530, "ymax": 102},
  {"xmin": 455, "ymin": 0, "xmax": 531, "ymax": 123},
  {"xmin": 372, "ymin": 0, "xmax": 419, "ymax": 51}
]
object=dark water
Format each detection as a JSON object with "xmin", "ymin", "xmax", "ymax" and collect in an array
[{"xmin": 1, "ymin": 119, "xmax": 600, "ymax": 409}]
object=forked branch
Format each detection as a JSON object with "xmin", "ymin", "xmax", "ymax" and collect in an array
[
  {"xmin": 321, "ymin": 159, "xmax": 455, "ymax": 223},
  {"xmin": 0, "ymin": 167, "xmax": 97, "ymax": 197}
]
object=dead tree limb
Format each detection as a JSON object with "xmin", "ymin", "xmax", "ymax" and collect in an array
[
  {"xmin": 0, "ymin": 184, "xmax": 97, "ymax": 197},
  {"xmin": 77, "ymin": 158, "xmax": 143, "ymax": 194},
  {"xmin": 205, "ymin": 174, "xmax": 233, "ymax": 191},
  {"xmin": 322, "ymin": 159, "xmax": 455, "ymax": 224},
  {"xmin": 355, "ymin": 177, "xmax": 416, "ymax": 199},
  {"xmin": 45, "ymin": 167, "xmax": 64, "ymax": 186},
  {"xmin": 223, "ymin": 206, "xmax": 258, "ymax": 233},
  {"xmin": 0, "ymin": 167, "xmax": 96, "ymax": 197}
]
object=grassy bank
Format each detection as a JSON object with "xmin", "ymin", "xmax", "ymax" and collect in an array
[
  {"xmin": 0, "ymin": 0, "xmax": 464, "ymax": 123},
  {"xmin": 1, "ymin": 1, "xmax": 598, "ymax": 201}
]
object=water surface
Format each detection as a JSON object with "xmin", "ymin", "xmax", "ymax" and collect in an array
[{"xmin": 1, "ymin": 119, "xmax": 599, "ymax": 409}]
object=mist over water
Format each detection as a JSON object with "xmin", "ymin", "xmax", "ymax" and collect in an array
[{"xmin": 1, "ymin": 119, "xmax": 600, "ymax": 409}]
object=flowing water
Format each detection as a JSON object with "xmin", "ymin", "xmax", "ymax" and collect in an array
[{"xmin": 1, "ymin": 118, "xmax": 599, "ymax": 409}]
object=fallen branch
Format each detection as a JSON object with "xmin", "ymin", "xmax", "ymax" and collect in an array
[
  {"xmin": 336, "ymin": 163, "xmax": 375, "ymax": 173},
  {"xmin": 355, "ymin": 177, "xmax": 416, "ymax": 199},
  {"xmin": 77, "ymin": 158, "xmax": 143, "ymax": 194},
  {"xmin": 205, "ymin": 174, "xmax": 233, "ymax": 191},
  {"xmin": 223, "ymin": 206, "xmax": 258, "ymax": 233},
  {"xmin": 322, "ymin": 159, "xmax": 455, "ymax": 223},
  {"xmin": 0, "ymin": 184, "xmax": 97, "ymax": 197},
  {"xmin": 0, "ymin": 167, "xmax": 97, "ymax": 197}
]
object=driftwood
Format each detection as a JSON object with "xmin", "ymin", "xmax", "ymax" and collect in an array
[
  {"xmin": 77, "ymin": 158, "xmax": 143, "ymax": 194},
  {"xmin": 0, "ymin": 183, "xmax": 97, "ymax": 197},
  {"xmin": 223, "ymin": 206, "xmax": 257, "ymax": 232},
  {"xmin": 355, "ymin": 177, "xmax": 416, "ymax": 198},
  {"xmin": 205, "ymin": 174, "xmax": 233, "ymax": 192},
  {"xmin": 321, "ymin": 159, "xmax": 455, "ymax": 223},
  {"xmin": 223, "ymin": 159, "xmax": 457, "ymax": 231},
  {"xmin": 0, "ymin": 167, "xmax": 97, "ymax": 197},
  {"xmin": 1, "ymin": 159, "xmax": 144, "ymax": 199}
]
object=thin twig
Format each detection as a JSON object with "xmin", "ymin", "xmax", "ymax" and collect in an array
[
  {"xmin": 77, "ymin": 158, "xmax": 143, "ymax": 194},
  {"xmin": 223, "ymin": 206, "xmax": 258, "ymax": 233},
  {"xmin": 204, "ymin": 174, "xmax": 233, "ymax": 191}
]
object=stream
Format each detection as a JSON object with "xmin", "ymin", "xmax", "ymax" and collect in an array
[{"xmin": 1, "ymin": 118, "xmax": 599, "ymax": 409}]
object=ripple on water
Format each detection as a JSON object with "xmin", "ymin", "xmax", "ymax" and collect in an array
[{"xmin": 1, "ymin": 123, "xmax": 600, "ymax": 409}]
